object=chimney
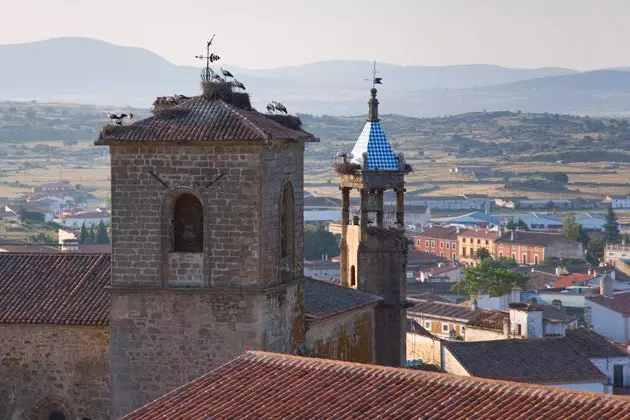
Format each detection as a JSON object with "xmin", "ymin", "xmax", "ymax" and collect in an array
[
  {"xmin": 510, "ymin": 230, "xmax": 514, "ymax": 242},
  {"xmin": 470, "ymin": 297, "xmax": 478, "ymax": 311},
  {"xmin": 456, "ymin": 226, "xmax": 460, "ymax": 234},
  {"xmin": 555, "ymin": 266, "xmax": 562, "ymax": 276},
  {"xmin": 510, "ymin": 285, "xmax": 522, "ymax": 304},
  {"xmin": 502, "ymin": 317, "xmax": 510, "ymax": 338},
  {"xmin": 600, "ymin": 274, "xmax": 613, "ymax": 298},
  {"xmin": 551, "ymin": 299, "xmax": 562, "ymax": 311}
]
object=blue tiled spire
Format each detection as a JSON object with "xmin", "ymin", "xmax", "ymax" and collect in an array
[{"xmin": 350, "ymin": 88, "xmax": 399, "ymax": 171}]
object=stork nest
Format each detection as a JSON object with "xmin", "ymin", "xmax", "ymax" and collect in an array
[
  {"xmin": 365, "ymin": 226, "xmax": 408, "ymax": 247},
  {"xmin": 153, "ymin": 108, "xmax": 191, "ymax": 119},
  {"xmin": 264, "ymin": 114, "xmax": 302, "ymax": 130},
  {"xmin": 99, "ymin": 124, "xmax": 131, "ymax": 137},
  {"xmin": 334, "ymin": 162, "xmax": 361, "ymax": 174},
  {"xmin": 202, "ymin": 81, "xmax": 252, "ymax": 110}
]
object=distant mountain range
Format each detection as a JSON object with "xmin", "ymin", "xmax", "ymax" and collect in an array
[{"xmin": 2, "ymin": 37, "xmax": 630, "ymax": 117}]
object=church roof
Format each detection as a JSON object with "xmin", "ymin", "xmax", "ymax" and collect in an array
[
  {"xmin": 0, "ymin": 253, "xmax": 110, "ymax": 325},
  {"xmin": 122, "ymin": 351, "xmax": 630, "ymax": 419},
  {"xmin": 350, "ymin": 121, "xmax": 399, "ymax": 170},
  {"xmin": 96, "ymin": 96, "xmax": 313, "ymax": 145}
]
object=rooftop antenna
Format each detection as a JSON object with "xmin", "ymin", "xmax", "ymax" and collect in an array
[{"xmin": 195, "ymin": 35, "xmax": 221, "ymax": 82}]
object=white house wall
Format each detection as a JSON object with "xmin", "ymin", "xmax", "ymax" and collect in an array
[
  {"xmin": 549, "ymin": 383, "xmax": 607, "ymax": 394},
  {"xmin": 590, "ymin": 357, "xmax": 630, "ymax": 387},
  {"xmin": 586, "ymin": 300, "xmax": 628, "ymax": 342}
]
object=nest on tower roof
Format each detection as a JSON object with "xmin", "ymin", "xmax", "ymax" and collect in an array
[
  {"xmin": 334, "ymin": 161, "xmax": 361, "ymax": 174},
  {"xmin": 100, "ymin": 124, "xmax": 131, "ymax": 136},
  {"xmin": 202, "ymin": 81, "xmax": 252, "ymax": 110},
  {"xmin": 264, "ymin": 114, "xmax": 303, "ymax": 130}
]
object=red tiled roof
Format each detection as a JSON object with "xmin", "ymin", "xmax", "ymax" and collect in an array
[
  {"xmin": 495, "ymin": 231, "xmax": 575, "ymax": 247},
  {"xmin": 0, "ymin": 253, "xmax": 110, "ymax": 325},
  {"xmin": 123, "ymin": 351, "xmax": 630, "ymax": 420},
  {"xmin": 587, "ymin": 292, "xmax": 630, "ymax": 316},
  {"xmin": 413, "ymin": 226, "xmax": 460, "ymax": 241},
  {"xmin": 458, "ymin": 229, "xmax": 501, "ymax": 240},
  {"xmin": 96, "ymin": 97, "xmax": 313, "ymax": 144},
  {"xmin": 554, "ymin": 273, "xmax": 594, "ymax": 288},
  {"xmin": 304, "ymin": 279, "xmax": 381, "ymax": 321}
]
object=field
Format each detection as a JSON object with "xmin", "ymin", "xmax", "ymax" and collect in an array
[{"xmin": 1, "ymin": 102, "xmax": 630, "ymax": 204}]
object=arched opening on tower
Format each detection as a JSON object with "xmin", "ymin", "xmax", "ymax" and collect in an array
[
  {"xmin": 173, "ymin": 193, "xmax": 204, "ymax": 253},
  {"xmin": 350, "ymin": 265, "xmax": 356, "ymax": 287},
  {"xmin": 48, "ymin": 411, "xmax": 68, "ymax": 420},
  {"xmin": 280, "ymin": 182, "xmax": 294, "ymax": 281}
]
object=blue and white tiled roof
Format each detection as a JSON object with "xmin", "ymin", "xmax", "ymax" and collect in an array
[{"xmin": 350, "ymin": 121, "xmax": 399, "ymax": 170}]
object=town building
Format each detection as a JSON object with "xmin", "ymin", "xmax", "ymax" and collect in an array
[
  {"xmin": 512, "ymin": 213, "xmax": 563, "ymax": 231},
  {"xmin": 402, "ymin": 194, "xmax": 490, "ymax": 211},
  {"xmin": 60, "ymin": 210, "xmax": 110, "ymax": 228},
  {"xmin": 119, "ymin": 351, "xmax": 630, "ymax": 419},
  {"xmin": 586, "ymin": 278, "xmax": 630, "ymax": 343},
  {"xmin": 416, "ymin": 263, "xmax": 462, "ymax": 283},
  {"xmin": 412, "ymin": 226, "xmax": 459, "ymax": 260},
  {"xmin": 441, "ymin": 338, "xmax": 610, "ymax": 393},
  {"xmin": 494, "ymin": 230, "xmax": 584, "ymax": 265},
  {"xmin": 604, "ymin": 195, "xmax": 630, "ymax": 209},
  {"xmin": 433, "ymin": 211, "xmax": 501, "ymax": 228},
  {"xmin": 457, "ymin": 228, "xmax": 501, "ymax": 265}
]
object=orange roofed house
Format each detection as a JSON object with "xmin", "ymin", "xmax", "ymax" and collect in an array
[{"xmin": 412, "ymin": 226, "xmax": 460, "ymax": 260}]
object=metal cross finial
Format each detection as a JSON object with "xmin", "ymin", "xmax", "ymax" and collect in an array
[
  {"xmin": 365, "ymin": 60, "xmax": 383, "ymax": 88},
  {"xmin": 195, "ymin": 35, "xmax": 221, "ymax": 82}
]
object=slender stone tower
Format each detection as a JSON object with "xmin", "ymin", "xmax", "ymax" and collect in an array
[{"xmin": 335, "ymin": 78, "xmax": 411, "ymax": 367}]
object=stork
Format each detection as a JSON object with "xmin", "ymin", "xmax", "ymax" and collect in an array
[
  {"xmin": 173, "ymin": 94, "xmax": 189, "ymax": 101},
  {"xmin": 273, "ymin": 102, "xmax": 287, "ymax": 114},
  {"xmin": 107, "ymin": 112, "xmax": 133, "ymax": 126},
  {"xmin": 232, "ymin": 79, "xmax": 246, "ymax": 90},
  {"xmin": 266, "ymin": 103, "xmax": 275, "ymax": 113},
  {"xmin": 212, "ymin": 73, "xmax": 224, "ymax": 83},
  {"xmin": 221, "ymin": 68, "xmax": 234, "ymax": 79}
]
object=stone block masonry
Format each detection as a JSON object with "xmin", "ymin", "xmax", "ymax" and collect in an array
[{"xmin": 0, "ymin": 325, "xmax": 109, "ymax": 420}]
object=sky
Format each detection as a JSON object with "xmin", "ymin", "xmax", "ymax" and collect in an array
[{"xmin": 1, "ymin": 0, "xmax": 628, "ymax": 70}]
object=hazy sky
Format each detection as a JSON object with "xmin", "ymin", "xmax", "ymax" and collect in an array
[{"xmin": 2, "ymin": 0, "xmax": 628, "ymax": 70}]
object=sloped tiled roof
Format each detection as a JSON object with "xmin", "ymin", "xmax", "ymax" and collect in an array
[
  {"xmin": 525, "ymin": 269, "xmax": 557, "ymax": 290},
  {"xmin": 444, "ymin": 339, "xmax": 608, "ymax": 385},
  {"xmin": 408, "ymin": 298, "xmax": 477, "ymax": 321},
  {"xmin": 413, "ymin": 226, "xmax": 460, "ymax": 241},
  {"xmin": 350, "ymin": 121, "xmax": 399, "ymax": 171},
  {"xmin": 96, "ymin": 97, "xmax": 313, "ymax": 144},
  {"xmin": 587, "ymin": 292, "xmax": 630, "ymax": 316},
  {"xmin": 554, "ymin": 273, "xmax": 594, "ymax": 288},
  {"xmin": 566, "ymin": 329, "xmax": 629, "ymax": 359},
  {"xmin": 304, "ymin": 279, "xmax": 381, "ymax": 321},
  {"xmin": 0, "ymin": 253, "xmax": 110, "ymax": 325},
  {"xmin": 122, "ymin": 351, "xmax": 630, "ymax": 420},
  {"xmin": 495, "ymin": 231, "xmax": 576, "ymax": 247},
  {"xmin": 466, "ymin": 310, "xmax": 508, "ymax": 330}
]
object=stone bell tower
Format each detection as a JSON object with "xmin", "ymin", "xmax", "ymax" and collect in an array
[
  {"xmin": 97, "ymin": 78, "xmax": 314, "ymax": 416},
  {"xmin": 335, "ymin": 81, "xmax": 411, "ymax": 367}
]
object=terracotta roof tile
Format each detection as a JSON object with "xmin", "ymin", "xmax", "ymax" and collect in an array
[
  {"xmin": 96, "ymin": 97, "xmax": 313, "ymax": 144},
  {"xmin": 458, "ymin": 229, "xmax": 501, "ymax": 240},
  {"xmin": 495, "ymin": 231, "xmax": 576, "ymax": 247},
  {"xmin": 444, "ymin": 338, "xmax": 608, "ymax": 385},
  {"xmin": 304, "ymin": 279, "xmax": 381, "ymax": 321},
  {"xmin": 0, "ymin": 253, "xmax": 110, "ymax": 325},
  {"xmin": 554, "ymin": 273, "xmax": 594, "ymax": 288},
  {"xmin": 408, "ymin": 298, "xmax": 478, "ymax": 321},
  {"xmin": 123, "ymin": 351, "xmax": 630, "ymax": 419},
  {"xmin": 413, "ymin": 226, "xmax": 460, "ymax": 241}
]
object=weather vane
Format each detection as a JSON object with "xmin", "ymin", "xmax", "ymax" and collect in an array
[
  {"xmin": 195, "ymin": 35, "xmax": 221, "ymax": 82},
  {"xmin": 365, "ymin": 60, "xmax": 383, "ymax": 88}
]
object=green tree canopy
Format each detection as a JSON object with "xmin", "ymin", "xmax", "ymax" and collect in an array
[
  {"xmin": 303, "ymin": 226, "xmax": 340, "ymax": 260},
  {"xmin": 453, "ymin": 259, "xmax": 527, "ymax": 297},
  {"xmin": 476, "ymin": 247, "xmax": 491, "ymax": 260},
  {"xmin": 603, "ymin": 204, "xmax": 621, "ymax": 244},
  {"xmin": 506, "ymin": 219, "xmax": 529, "ymax": 231},
  {"xmin": 96, "ymin": 220, "xmax": 109, "ymax": 244},
  {"xmin": 563, "ymin": 213, "xmax": 581, "ymax": 242}
]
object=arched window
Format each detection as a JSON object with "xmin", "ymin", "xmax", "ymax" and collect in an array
[
  {"xmin": 350, "ymin": 265, "xmax": 356, "ymax": 287},
  {"xmin": 173, "ymin": 193, "xmax": 203, "ymax": 252},
  {"xmin": 280, "ymin": 183, "xmax": 294, "ymax": 260}
]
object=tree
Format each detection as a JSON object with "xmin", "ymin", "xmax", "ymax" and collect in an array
[
  {"xmin": 603, "ymin": 204, "xmax": 621, "ymax": 244},
  {"xmin": 587, "ymin": 238, "xmax": 606, "ymax": 265},
  {"xmin": 88, "ymin": 225, "xmax": 96, "ymax": 245},
  {"xmin": 563, "ymin": 213, "xmax": 580, "ymax": 241},
  {"xmin": 96, "ymin": 220, "xmax": 109, "ymax": 244},
  {"xmin": 545, "ymin": 200, "xmax": 555, "ymax": 210},
  {"xmin": 476, "ymin": 247, "xmax": 491, "ymax": 260},
  {"xmin": 79, "ymin": 223, "xmax": 88, "ymax": 244},
  {"xmin": 303, "ymin": 226, "xmax": 339, "ymax": 260},
  {"xmin": 507, "ymin": 219, "xmax": 529, "ymax": 231},
  {"xmin": 453, "ymin": 259, "xmax": 527, "ymax": 297}
]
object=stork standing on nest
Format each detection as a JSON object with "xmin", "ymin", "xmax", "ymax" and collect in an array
[
  {"xmin": 272, "ymin": 101, "xmax": 288, "ymax": 114},
  {"xmin": 266, "ymin": 103, "xmax": 275, "ymax": 113},
  {"xmin": 174, "ymin": 94, "xmax": 189, "ymax": 101},
  {"xmin": 232, "ymin": 79, "xmax": 246, "ymax": 91},
  {"xmin": 221, "ymin": 68, "xmax": 234, "ymax": 80},
  {"xmin": 212, "ymin": 73, "xmax": 225, "ymax": 83},
  {"xmin": 107, "ymin": 112, "xmax": 133, "ymax": 126}
]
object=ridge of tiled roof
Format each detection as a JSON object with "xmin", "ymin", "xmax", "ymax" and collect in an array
[
  {"xmin": 0, "ymin": 253, "xmax": 110, "ymax": 325},
  {"xmin": 122, "ymin": 351, "xmax": 630, "ymax": 420},
  {"xmin": 408, "ymin": 298, "xmax": 479, "ymax": 321},
  {"xmin": 304, "ymin": 279, "xmax": 381, "ymax": 321},
  {"xmin": 443, "ymin": 338, "xmax": 608, "ymax": 385},
  {"xmin": 587, "ymin": 291, "xmax": 630, "ymax": 316},
  {"xmin": 413, "ymin": 226, "xmax": 460, "ymax": 240},
  {"xmin": 96, "ymin": 97, "xmax": 314, "ymax": 144}
]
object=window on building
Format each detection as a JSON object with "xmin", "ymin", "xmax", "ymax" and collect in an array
[
  {"xmin": 512, "ymin": 253, "xmax": 516, "ymax": 260},
  {"xmin": 461, "ymin": 326, "xmax": 465, "ymax": 336},
  {"xmin": 446, "ymin": 242, "xmax": 450, "ymax": 249},
  {"xmin": 431, "ymin": 240, "xmax": 435, "ymax": 248},
  {"xmin": 440, "ymin": 252, "xmax": 444, "ymax": 257},
  {"xmin": 477, "ymin": 239, "xmax": 481, "ymax": 244},
  {"xmin": 614, "ymin": 365, "xmax": 624, "ymax": 387},
  {"xmin": 280, "ymin": 183, "xmax": 294, "ymax": 260},
  {"xmin": 425, "ymin": 240, "xmax": 430, "ymax": 247},
  {"xmin": 516, "ymin": 324, "xmax": 522, "ymax": 335},
  {"xmin": 485, "ymin": 240, "xmax": 489, "ymax": 245},
  {"xmin": 522, "ymin": 254, "xmax": 527, "ymax": 264},
  {"xmin": 453, "ymin": 242, "xmax": 457, "ymax": 249},
  {"xmin": 350, "ymin": 265, "xmax": 356, "ymax": 287},
  {"xmin": 424, "ymin": 320, "xmax": 431, "ymax": 329},
  {"xmin": 469, "ymin": 248, "xmax": 473, "ymax": 256},
  {"xmin": 534, "ymin": 255, "xmax": 539, "ymax": 265},
  {"xmin": 173, "ymin": 193, "xmax": 203, "ymax": 252},
  {"xmin": 442, "ymin": 323, "xmax": 449, "ymax": 333},
  {"xmin": 499, "ymin": 252, "xmax": 503, "ymax": 258},
  {"xmin": 440, "ymin": 241, "xmax": 444, "ymax": 248},
  {"xmin": 417, "ymin": 239, "xmax": 421, "ymax": 246}
]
